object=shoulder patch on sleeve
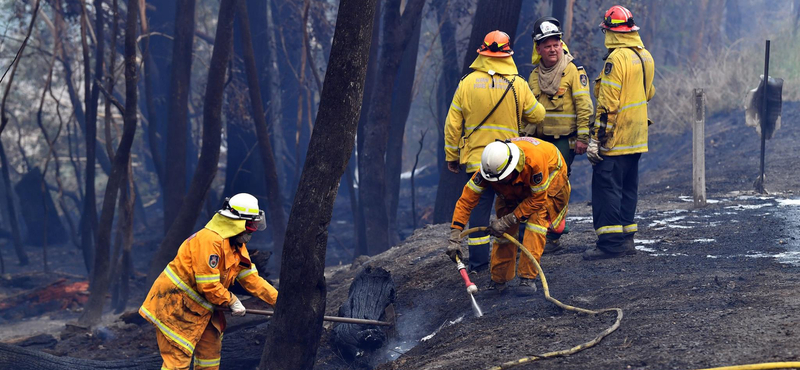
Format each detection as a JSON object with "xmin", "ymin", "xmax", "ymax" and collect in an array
[
  {"xmin": 604, "ymin": 62, "xmax": 613, "ymax": 75},
  {"xmin": 580, "ymin": 74, "xmax": 588, "ymax": 87},
  {"xmin": 473, "ymin": 172, "xmax": 484, "ymax": 186},
  {"xmin": 532, "ymin": 172, "xmax": 543, "ymax": 185},
  {"xmin": 208, "ymin": 254, "xmax": 219, "ymax": 268}
]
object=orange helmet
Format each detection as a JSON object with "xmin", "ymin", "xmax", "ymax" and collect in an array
[
  {"xmin": 599, "ymin": 5, "xmax": 639, "ymax": 32},
  {"xmin": 477, "ymin": 30, "xmax": 514, "ymax": 57}
]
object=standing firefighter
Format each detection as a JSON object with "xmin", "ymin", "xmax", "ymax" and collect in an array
[
  {"xmin": 444, "ymin": 30, "xmax": 546, "ymax": 273},
  {"xmin": 525, "ymin": 16, "xmax": 593, "ymax": 253},
  {"xmin": 447, "ymin": 138, "xmax": 570, "ymax": 294},
  {"xmin": 584, "ymin": 5, "xmax": 655, "ymax": 260},
  {"xmin": 140, "ymin": 193, "xmax": 278, "ymax": 370}
]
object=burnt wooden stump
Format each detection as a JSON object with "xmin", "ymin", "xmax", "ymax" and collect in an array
[{"xmin": 331, "ymin": 266, "xmax": 395, "ymax": 361}]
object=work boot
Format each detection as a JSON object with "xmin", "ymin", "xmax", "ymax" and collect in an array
[
  {"xmin": 623, "ymin": 235, "xmax": 637, "ymax": 254},
  {"xmin": 543, "ymin": 238, "xmax": 564, "ymax": 253},
  {"xmin": 516, "ymin": 278, "xmax": 538, "ymax": 296},
  {"xmin": 582, "ymin": 247, "xmax": 630, "ymax": 261},
  {"xmin": 486, "ymin": 280, "xmax": 507, "ymax": 292}
]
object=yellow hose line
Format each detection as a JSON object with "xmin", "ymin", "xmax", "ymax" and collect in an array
[
  {"xmin": 696, "ymin": 363, "xmax": 800, "ymax": 370},
  {"xmin": 461, "ymin": 228, "xmax": 799, "ymax": 370},
  {"xmin": 460, "ymin": 227, "xmax": 623, "ymax": 370}
]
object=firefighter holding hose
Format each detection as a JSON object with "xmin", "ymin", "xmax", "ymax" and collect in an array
[{"xmin": 447, "ymin": 138, "xmax": 570, "ymax": 295}]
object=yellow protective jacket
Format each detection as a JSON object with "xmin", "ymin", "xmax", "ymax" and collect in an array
[
  {"xmin": 139, "ymin": 214, "xmax": 278, "ymax": 355},
  {"xmin": 527, "ymin": 60, "xmax": 593, "ymax": 142},
  {"xmin": 451, "ymin": 137, "xmax": 568, "ymax": 230},
  {"xmin": 444, "ymin": 55, "xmax": 546, "ymax": 172},
  {"xmin": 592, "ymin": 31, "xmax": 655, "ymax": 156}
]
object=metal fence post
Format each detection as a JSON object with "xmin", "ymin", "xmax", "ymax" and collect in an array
[{"xmin": 693, "ymin": 89, "xmax": 706, "ymax": 207}]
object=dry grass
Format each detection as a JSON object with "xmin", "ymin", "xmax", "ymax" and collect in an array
[{"xmin": 649, "ymin": 36, "xmax": 800, "ymax": 135}]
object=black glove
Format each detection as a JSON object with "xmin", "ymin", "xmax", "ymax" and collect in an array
[{"xmin": 446, "ymin": 228, "xmax": 463, "ymax": 262}]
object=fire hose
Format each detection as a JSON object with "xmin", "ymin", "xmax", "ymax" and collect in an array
[
  {"xmin": 461, "ymin": 228, "xmax": 800, "ymax": 370},
  {"xmin": 458, "ymin": 227, "xmax": 623, "ymax": 370}
]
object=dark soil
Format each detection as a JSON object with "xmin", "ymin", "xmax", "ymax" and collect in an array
[{"xmin": 2, "ymin": 101, "xmax": 799, "ymax": 370}]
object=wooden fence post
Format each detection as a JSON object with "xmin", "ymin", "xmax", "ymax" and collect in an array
[{"xmin": 693, "ymin": 88, "xmax": 707, "ymax": 207}]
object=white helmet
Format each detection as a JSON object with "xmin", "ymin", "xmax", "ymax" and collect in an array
[
  {"xmin": 480, "ymin": 141, "xmax": 520, "ymax": 182},
  {"xmin": 219, "ymin": 193, "xmax": 265, "ymax": 231}
]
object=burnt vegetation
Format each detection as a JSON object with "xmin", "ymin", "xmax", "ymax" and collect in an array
[{"xmin": 0, "ymin": 0, "xmax": 799, "ymax": 369}]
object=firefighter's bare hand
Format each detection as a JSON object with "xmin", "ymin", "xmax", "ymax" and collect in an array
[
  {"xmin": 446, "ymin": 228, "xmax": 463, "ymax": 262},
  {"xmin": 488, "ymin": 214, "xmax": 518, "ymax": 237},
  {"xmin": 587, "ymin": 139, "xmax": 603, "ymax": 165},
  {"xmin": 230, "ymin": 297, "xmax": 246, "ymax": 317},
  {"xmin": 574, "ymin": 140, "xmax": 588, "ymax": 155},
  {"xmin": 447, "ymin": 161, "xmax": 460, "ymax": 174}
]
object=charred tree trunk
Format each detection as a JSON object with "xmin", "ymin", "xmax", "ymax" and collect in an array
[
  {"xmin": 236, "ymin": 0, "xmax": 288, "ymax": 265},
  {"xmin": 385, "ymin": 19, "xmax": 422, "ymax": 245},
  {"xmin": 331, "ymin": 266, "xmax": 395, "ymax": 361},
  {"xmin": 258, "ymin": 0, "xmax": 377, "ymax": 366},
  {"xmin": 147, "ymin": 0, "xmax": 237, "ymax": 283},
  {"xmin": 551, "ymin": 0, "xmax": 566, "ymax": 22},
  {"xmin": 359, "ymin": 0, "xmax": 426, "ymax": 256},
  {"xmin": 353, "ymin": 0, "xmax": 382, "ymax": 258},
  {"xmin": 0, "ymin": 0, "xmax": 39, "ymax": 266},
  {"xmin": 263, "ymin": 0, "xmax": 288, "ymax": 192},
  {"xmin": 0, "ymin": 143, "xmax": 25, "ymax": 265},
  {"xmin": 432, "ymin": 2, "xmax": 464, "ymax": 224},
  {"xmin": 80, "ymin": 0, "xmax": 139, "ymax": 326},
  {"xmin": 163, "ymin": 0, "xmax": 196, "ymax": 233},
  {"xmin": 78, "ymin": 0, "xmax": 99, "ymax": 275}
]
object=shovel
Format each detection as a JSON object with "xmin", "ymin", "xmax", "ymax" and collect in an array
[{"xmin": 454, "ymin": 256, "xmax": 483, "ymax": 318}]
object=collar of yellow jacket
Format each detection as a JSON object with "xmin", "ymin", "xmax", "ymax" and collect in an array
[
  {"xmin": 604, "ymin": 31, "xmax": 644, "ymax": 49},
  {"xmin": 469, "ymin": 55, "xmax": 518, "ymax": 75},
  {"xmin": 205, "ymin": 213, "xmax": 246, "ymax": 239},
  {"xmin": 531, "ymin": 40, "xmax": 571, "ymax": 65}
]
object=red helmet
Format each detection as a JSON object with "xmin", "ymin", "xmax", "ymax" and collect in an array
[
  {"xmin": 477, "ymin": 30, "xmax": 514, "ymax": 57},
  {"xmin": 599, "ymin": 5, "xmax": 639, "ymax": 32}
]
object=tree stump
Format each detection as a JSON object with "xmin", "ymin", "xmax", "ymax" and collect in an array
[{"xmin": 331, "ymin": 266, "xmax": 395, "ymax": 361}]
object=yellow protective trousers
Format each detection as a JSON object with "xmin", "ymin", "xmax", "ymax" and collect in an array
[{"xmin": 156, "ymin": 321, "xmax": 221, "ymax": 370}]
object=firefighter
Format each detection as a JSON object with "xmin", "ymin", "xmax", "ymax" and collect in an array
[
  {"xmin": 140, "ymin": 193, "xmax": 278, "ymax": 370},
  {"xmin": 525, "ymin": 16, "xmax": 593, "ymax": 253},
  {"xmin": 584, "ymin": 5, "xmax": 655, "ymax": 260},
  {"xmin": 444, "ymin": 30, "xmax": 546, "ymax": 273},
  {"xmin": 447, "ymin": 138, "xmax": 570, "ymax": 294}
]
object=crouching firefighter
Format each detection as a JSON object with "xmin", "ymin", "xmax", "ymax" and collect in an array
[
  {"xmin": 447, "ymin": 138, "xmax": 570, "ymax": 294},
  {"xmin": 140, "ymin": 193, "xmax": 279, "ymax": 370}
]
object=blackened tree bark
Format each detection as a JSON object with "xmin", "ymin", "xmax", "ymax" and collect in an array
[
  {"xmin": 385, "ymin": 18, "xmax": 423, "ymax": 245},
  {"xmin": 359, "ymin": 0, "xmax": 426, "ymax": 255},
  {"xmin": 140, "ymin": 0, "xmax": 166, "ymax": 202},
  {"xmin": 78, "ymin": 0, "xmax": 100, "ymax": 274},
  {"xmin": 353, "ymin": 0, "xmax": 382, "ymax": 258},
  {"xmin": 0, "ymin": 0, "xmax": 39, "ymax": 266},
  {"xmin": 80, "ymin": 0, "xmax": 139, "ymax": 326},
  {"xmin": 432, "ymin": 2, "xmax": 461, "ymax": 224},
  {"xmin": 258, "ymin": 0, "xmax": 377, "ymax": 366},
  {"xmin": 148, "ymin": 0, "xmax": 237, "ymax": 283},
  {"xmin": 262, "ymin": 0, "xmax": 288, "ymax": 192},
  {"xmin": 551, "ymin": 0, "xmax": 566, "ymax": 23},
  {"xmin": 432, "ymin": 0, "xmax": 522, "ymax": 223},
  {"xmin": 236, "ymin": 0, "xmax": 288, "ymax": 267},
  {"xmin": 163, "ymin": 0, "xmax": 196, "ymax": 233}
]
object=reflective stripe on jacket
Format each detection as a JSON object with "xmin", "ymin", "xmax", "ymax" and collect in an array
[
  {"xmin": 527, "ymin": 62, "xmax": 593, "ymax": 142},
  {"xmin": 139, "ymin": 215, "xmax": 278, "ymax": 355},
  {"xmin": 451, "ymin": 137, "xmax": 568, "ymax": 229},
  {"xmin": 592, "ymin": 35, "xmax": 655, "ymax": 156},
  {"xmin": 444, "ymin": 57, "xmax": 545, "ymax": 173}
]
